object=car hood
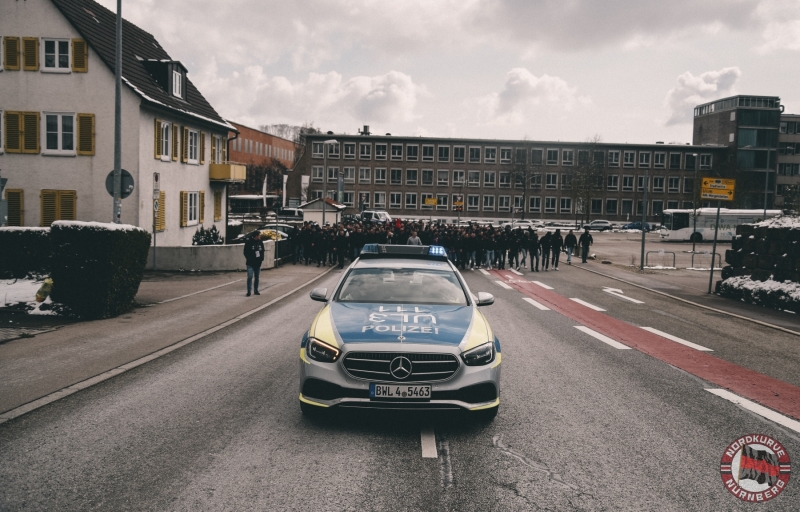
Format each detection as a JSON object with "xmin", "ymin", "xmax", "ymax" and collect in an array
[{"xmin": 326, "ymin": 302, "xmax": 479, "ymax": 346}]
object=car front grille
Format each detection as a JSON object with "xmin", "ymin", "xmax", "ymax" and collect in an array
[{"xmin": 342, "ymin": 352, "xmax": 460, "ymax": 382}]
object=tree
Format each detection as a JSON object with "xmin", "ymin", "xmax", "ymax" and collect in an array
[
  {"xmin": 569, "ymin": 135, "xmax": 606, "ymax": 225},
  {"xmin": 510, "ymin": 147, "xmax": 541, "ymax": 220}
]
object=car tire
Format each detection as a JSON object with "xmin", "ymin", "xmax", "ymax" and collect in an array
[
  {"xmin": 690, "ymin": 232, "xmax": 702, "ymax": 243},
  {"xmin": 472, "ymin": 405, "xmax": 499, "ymax": 422},
  {"xmin": 300, "ymin": 401, "xmax": 327, "ymax": 418}
]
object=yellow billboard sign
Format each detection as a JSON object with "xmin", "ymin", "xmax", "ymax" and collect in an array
[{"xmin": 701, "ymin": 178, "xmax": 735, "ymax": 201}]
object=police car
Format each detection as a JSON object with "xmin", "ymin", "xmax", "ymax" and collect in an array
[{"xmin": 299, "ymin": 244, "xmax": 501, "ymax": 420}]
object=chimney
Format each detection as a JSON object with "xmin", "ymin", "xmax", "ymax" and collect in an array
[{"xmin": 361, "ymin": 125, "xmax": 370, "ymax": 136}]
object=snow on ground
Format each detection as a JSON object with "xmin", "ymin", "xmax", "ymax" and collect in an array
[
  {"xmin": 643, "ymin": 266, "xmax": 677, "ymax": 270},
  {"xmin": 0, "ymin": 278, "xmax": 56, "ymax": 315}
]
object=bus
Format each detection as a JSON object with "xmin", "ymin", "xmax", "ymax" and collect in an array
[{"xmin": 660, "ymin": 208, "xmax": 781, "ymax": 242}]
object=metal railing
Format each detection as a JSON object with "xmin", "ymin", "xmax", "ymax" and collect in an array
[
  {"xmin": 645, "ymin": 250, "xmax": 676, "ymax": 268},
  {"xmin": 690, "ymin": 252, "xmax": 721, "ymax": 269},
  {"xmin": 274, "ymin": 239, "xmax": 293, "ymax": 266}
]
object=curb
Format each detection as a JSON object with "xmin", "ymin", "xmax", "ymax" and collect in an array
[{"xmin": 0, "ymin": 267, "xmax": 335, "ymax": 425}]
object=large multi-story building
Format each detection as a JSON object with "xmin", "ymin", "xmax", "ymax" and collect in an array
[
  {"xmin": 227, "ymin": 122, "xmax": 297, "ymax": 193},
  {"xmin": 288, "ymin": 129, "xmax": 726, "ymax": 222},
  {"xmin": 0, "ymin": 0, "xmax": 240, "ymax": 245},
  {"xmin": 776, "ymin": 114, "xmax": 800, "ymax": 207}
]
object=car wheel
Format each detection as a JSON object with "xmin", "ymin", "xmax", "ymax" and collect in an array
[
  {"xmin": 472, "ymin": 405, "xmax": 499, "ymax": 422},
  {"xmin": 690, "ymin": 232, "xmax": 702, "ymax": 243}
]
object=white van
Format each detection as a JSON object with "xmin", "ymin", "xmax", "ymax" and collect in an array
[{"xmin": 361, "ymin": 210, "xmax": 392, "ymax": 224}]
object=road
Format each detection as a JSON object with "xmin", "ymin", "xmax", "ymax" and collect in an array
[{"xmin": 1, "ymin": 264, "xmax": 798, "ymax": 511}]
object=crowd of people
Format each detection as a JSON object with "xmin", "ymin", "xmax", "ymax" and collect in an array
[{"xmin": 286, "ymin": 219, "xmax": 594, "ymax": 271}]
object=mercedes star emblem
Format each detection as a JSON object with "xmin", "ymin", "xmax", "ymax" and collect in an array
[{"xmin": 389, "ymin": 356, "xmax": 412, "ymax": 380}]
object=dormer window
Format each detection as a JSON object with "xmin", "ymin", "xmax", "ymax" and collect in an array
[{"xmin": 172, "ymin": 70, "xmax": 182, "ymax": 97}]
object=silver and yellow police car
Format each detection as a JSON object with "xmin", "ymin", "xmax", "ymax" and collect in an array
[{"xmin": 299, "ymin": 244, "xmax": 501, "ymax": 420}]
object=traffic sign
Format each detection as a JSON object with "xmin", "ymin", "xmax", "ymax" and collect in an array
[
  {"xmin": 701, "ymin": 178, "xmax": 735, "ymax": 201},
  {"xmin": 105, "ymin": 169, "xmax": 135, "ymax": 199},
  {"xmin": 153, "ymin": 199, "xmax": 159, "ymax": 212}
]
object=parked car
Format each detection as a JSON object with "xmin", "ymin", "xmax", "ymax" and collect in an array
[
  {"xmin": 620, "ymin": 221, "xmax": 652, "ymax": 232},
  {"xmin": 361, "ymin": 210, "xmax": 392, "ymax": 224},
  {"xmin": 266, "ymin": 207, "xmax": 303, "ymax": 221},
  {"xmin": 584, "ymin": 220, "xmax": 614, "ymax": 231}
]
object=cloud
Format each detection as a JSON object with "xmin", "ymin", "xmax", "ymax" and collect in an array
[
  {"xmin": 755, "ymin": 0, "xmax": 800, "ymax": 52},
  {"xmin": 478, "ymin": 68, "xmax": 589, "ymax": 125},
  {"xmin": 664, "ymin": 67, "xmax": 742, "ymax": 125}
]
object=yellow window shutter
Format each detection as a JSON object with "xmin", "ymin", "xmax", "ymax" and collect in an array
[
  {"xmin": 199, "ymin": 191, "xmax": 205, "ymax": 223},
  {"xmin": 4, "ymin": 112, "xmax": 22, "ymax": 153},
  {"xmin": 156, "ymin": 190, "xmax": 166, "ymax": 231},
  {"xmin": 41, "ymin": 190, "xmax": 57, "ymax": 227},
  {"xmin": 213, "ymin": 190, "xmax": 222, "ymax": 221},
  {"xmin": 180, "ymin": 191, "xmax": 188, "ymax": 227},
  {"xmin": 5, "ymin": 189, "xmax": 24, "ymax": 226},
  {"xmin": 154, "ymin": 119, "xmax": 162, "ymax": 159},
  {"xmin": 172, "ymin": 124, "xmax": 179, "ymax": 161},
  {"xmin": 76, "ymin": 114, "xmax": 95, "ymax": 155},
  {"xmin": 59, "ymin": 191, "xmax": 77, "ymax": 220},
  {"xmin": 71, "ymin": 39, "xmax": 88, "ymax": 72},
  {"xmin": 22, "ymin": 37, "xmax": 39, "ymax": 71},
  {"xmin": 181, "ymin": 127, "xmax": 188, "ymax": 163},
  {"xmin": 3, "ymin": 37, "xmax": 20, "ymax": 71},
  {"xmin": 200, "ymin": 132, "xmax": 205, "ymax": 164},
  {"xmin": 22, "ymin": 112, "xmax": 40, "ymax": 154}
]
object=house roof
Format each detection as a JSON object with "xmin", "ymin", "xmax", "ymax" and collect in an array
[{"xmin": 50, "ymin": 0, "xmax": 233, "ymax": 131}]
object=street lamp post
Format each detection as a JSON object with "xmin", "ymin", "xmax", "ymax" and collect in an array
[
  {"xmin": 639, "ymin": 167, "xmax": 648, "ymax": 271},
  {"xmin": 321, "ymin": 139, "xmax": 337, "ymax": 225},
  {"xmin": 691, "ymin": 153, "xmax": 699, "ymax": 253}
]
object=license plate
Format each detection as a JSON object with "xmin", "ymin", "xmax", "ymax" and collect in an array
[{"xmin": 370, "ymin": 383, "xmax": 431, "ymax": 399}]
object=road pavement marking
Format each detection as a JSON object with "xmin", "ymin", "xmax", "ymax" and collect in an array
[
  {"xmin": 509, "ymin": 268, "xmax": 523, "ymax": 276},
  {"xmin": 479, "ymin": 269, "xmax": 491, "ymax": 275},
  {"xmin": 574, "ymin": 326, "xmax": 630, "ymax": 349},
  {"xmin": 641, "ymin": 327, "xmax": 713, "ymax": 352},
  {"xmin": 421, "ymin": 427, "xmax": 438, "ymax": 458},
  {"xmin": 569, "ymin": 298, "xmax": 606, "ymax": 311},
  {"xmin": 159, "ymin": 280, "xmax": 243, "ymax": 303},
  {"xmin": 602, "ymin": 288, "xmax": 644, "ymax": 304},
  {"xmin": 706, "ymin": 389, "xmax": 800, "ymax": 434},
  {"xmin": 494, "ymin": 280, "xmax": 513, "ymax": 290},
  {"xmin": 532, "ymin": 281, "xmax": 554, "ymax": 290},
  {"xmin": 438, "ymin": 439, "xmax": 454, "ymax": 489},
  {"xmin": 523, "ymin": 297, "xmax": 550, "ymax": 311}
]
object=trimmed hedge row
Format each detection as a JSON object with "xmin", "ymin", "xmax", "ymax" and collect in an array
[
  {"xmin": 0, "ymin": 227, "xmax": 51, "ymax": 278},
  {"xmin": 49, "ymin": 221, "xmax": 151, "ymax": 319},
  {"xmin": 718, "ymin": 277, "xmax": 800, "ymax": 313}
]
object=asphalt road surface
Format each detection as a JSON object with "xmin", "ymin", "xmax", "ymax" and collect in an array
[{"xmin": 1, "ymin": 264, "xmax": 798, "ymax": 511}]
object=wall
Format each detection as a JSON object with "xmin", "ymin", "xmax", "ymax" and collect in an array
[{"xmin": 146, "ymin": 240, "xmax": 275, "ymax": 271}]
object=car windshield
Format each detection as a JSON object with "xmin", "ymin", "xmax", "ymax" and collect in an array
[{"xmin": 337, "ymin": 268, "xmax": 468, "ymax": 305}]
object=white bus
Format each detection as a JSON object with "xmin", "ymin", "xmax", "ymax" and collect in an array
[{"xmin": 660, "ymin": 208, "xmax": 781, "ymax": 242}]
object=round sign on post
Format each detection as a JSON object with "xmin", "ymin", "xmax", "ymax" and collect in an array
[
  {"xmin": 105, "ymin": 169, "xmax": 135, "ymax": 199},
  {"xmin": 153, "ymin": 199, "xmax": 159, "ymax": 212}
]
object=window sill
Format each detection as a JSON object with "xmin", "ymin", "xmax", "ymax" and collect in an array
[
  {"xmin": 161, "ymin": 156, "xmax": 172, "ymax": 162},
  {"xmin": 41, "ymin": 68, "xmax": 71, "ymax": 74},
  {"xmin": 42, "ymin": 150, "xmax": 76, "ymax": 157}
]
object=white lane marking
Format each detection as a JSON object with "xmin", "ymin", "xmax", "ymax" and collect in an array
[
  {"xmin": 421, "ymin": 427, "xmax": 438, "ymax": 458},
  {"xmin": 509, "ymin": 268, "xmax": 523, "ymax": 276},
  {"xmin": 706, "ymin": 389, "xmax": 800, "ymax": 435},
  {"xmin": 494, "ymin": 280, "xmax": 513, "ymax": 290},
  {"xmin": 641, "ymin": 327, "xmax": 713, "ymax": 352},
  {"xmin": 159, "ymin": 280, "xmax": 243, "ymax": 303},
  {"xmin": 479, "ymin": 269, "xmax": 491, "ymax": 275},
  {"xmin": 574, "ymin": 326, "xmax": 630, "ymax": 349},
  {"xmin": 602, "ymin": 288, "xmax": 644, "ymax": 304},
  {"xmin": 532, "ymin": 281, "xmax": 553, "ymax": 290},
  {"xmin": 569, "ymin": 298, "xmax": 606, "ymax": 311},
  {"xmin": 523, "ymin": 297, "xmax": 550, "ymax": 311}
]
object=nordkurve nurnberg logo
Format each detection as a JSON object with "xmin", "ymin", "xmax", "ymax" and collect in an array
[
  {"xmin": 720, "ymin": 433, "xmax": 791, "ymax": 503},
  {"xmin": 389, "ymin": 356, "xmax": 412, "ymax": 380}
]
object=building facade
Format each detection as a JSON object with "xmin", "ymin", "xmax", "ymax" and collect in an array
[
  {"xmin": 776, "ymin": 114, "xmax": 800, "ymax": 207},
  {"xmin": 288, "ymin": 132, "xmax": 726, "ymax": 223},
  {"xmin": 1, "ymin": 0, "xmax": 239, "ymax": 246}
]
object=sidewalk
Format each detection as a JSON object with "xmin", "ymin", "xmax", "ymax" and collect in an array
[{"xmin": 0, "ymin": 263, "xmax": 332, "ymax": 415}]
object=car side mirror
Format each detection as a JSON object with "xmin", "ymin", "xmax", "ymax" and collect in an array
[
  {"xmin": 309, "ymin": 287, "xmax": 328, "ymax": 302},
  {"xmin": 476, "ymin": 292, "xmax": 494, "ymax": 307}
]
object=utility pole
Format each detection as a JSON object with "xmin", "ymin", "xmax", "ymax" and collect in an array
[
  {"xmin": 112, "ymin": 0, "xmax": 123, "ymax": 223},
  {"xmin": 639, "ymin": 168, "xmax": 649, "ymax": 271},
  {"xmin": 691, "ymin": 153, "xmax": 699, "ymax": 252}
]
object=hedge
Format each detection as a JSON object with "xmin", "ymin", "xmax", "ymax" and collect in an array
[
  {"xmin": 0, "ymin": 227, "xmax": 51, "ymax": 278},
  {"xmin": 49, "ymin": 221, "xmax": 151, "ymax": 319},
  {"xmin": 718, "ymin": 276, "xmax": 800, "ymax": 313}
]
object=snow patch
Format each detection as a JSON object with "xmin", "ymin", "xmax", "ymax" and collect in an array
[
  {"xmin": 752, "ymin": 214, "xmax": 800, "ymax": 229},
  {"xmin": 52, "ymin": 220, "xmax": 147, "ymax": 232}
]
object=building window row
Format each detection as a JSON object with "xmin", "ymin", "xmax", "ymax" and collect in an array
[
  {"xmin": 2, "ymin": 36, "xmax": 88, "ymax": 73},
  {"xmin": 153, "ymin": 119, "xmax": 224, "ymax": 164},
  {"xmin": 235, "ymin": 137, "xmax": 295, "ymax": 161},
  {"xmin": 1, "ymin": 110, "xmax": 95, "ymax": 156}
]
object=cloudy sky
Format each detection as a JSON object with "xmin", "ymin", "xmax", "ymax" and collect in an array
[{"xmin": 98, "ymin": 0, "xmax": 800, "ymax": 144}]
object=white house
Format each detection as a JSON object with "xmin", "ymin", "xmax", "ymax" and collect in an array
[{"xmin": 0, "ymin": 0, "xmax": 244, "ymax": 246}]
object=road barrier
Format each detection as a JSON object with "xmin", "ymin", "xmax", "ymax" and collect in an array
[{"xmin": 645, "ymin": 250, "xmax": 676, "ymax": 268}]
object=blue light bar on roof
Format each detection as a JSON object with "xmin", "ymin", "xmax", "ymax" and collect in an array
[
  {"xmin": 428, "ymin": 246, "xmax": 447, "ymax": 257},
  {"xmin": 361, "ymin": 244, "xmax": 379, "ymax": 255}
]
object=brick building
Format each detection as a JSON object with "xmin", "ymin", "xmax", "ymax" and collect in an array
[
  {"xmin": 227, "ymin": 122, "xmax": 297, "ymax": 194},
  {"xmin": 776, "ymin": 114, "xmax": 800, "ymax": 207}
]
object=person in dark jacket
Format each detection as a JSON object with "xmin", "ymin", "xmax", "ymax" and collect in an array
[
  {"xmin": 579, "ymin": 228, "xmax": 593, "ymax": 263},
  {"xmin": 564, "ymin": 229, "xmax": 577, "ymax": 265},
  {"xmin": 243, "ymin": 231, "xmax": 265, "ymax": 296},
  {"xmin": 529, "ymin": 231, "xmax": 540, "ymax": 272},
  {"xmin": 550, "ymin": 229, "xmax": 563, "ymax": 270},
  {"xmin": 540, "ymin": 232, "xmax": 552, "ymax": 271}
]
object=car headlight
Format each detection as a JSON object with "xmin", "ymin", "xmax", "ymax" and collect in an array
[
  {"xmin": 461, "ymin": 341, "xmax": 494, "ymax": 366},
  {"xmin": 307, "ymin": 337, "xmax": 341, "ymax": 363}
]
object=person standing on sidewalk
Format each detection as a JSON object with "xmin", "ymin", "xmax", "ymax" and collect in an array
[
  {"xmin": 540, "ymin": 231, "xmax": 552, "ymax": 271},
  {"xmin": 551, "ymin": 229, "xmax": 564, "ymax": 270},
  {"xmin": 528, "ymin": 230, "xmax": 540, "ymax": 272},
  {"xmin": 564, "ymin": 229, "xmax": 577, "ymax": 265},
  {"xmin": 244, "ymin": 231, "xmax": 265, "ymax": 296},
  {"xmin": 579, "ymin": 228, "xmax": 593, "ymax": 264}
]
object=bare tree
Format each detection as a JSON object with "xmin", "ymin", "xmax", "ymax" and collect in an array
[
  {"xmin": 510, "ymin": 146, "xmax": 547, "ymax": 220},
  {"xmin": 569, "ymin": 135, "xmax": 605, "ymax": 226}
]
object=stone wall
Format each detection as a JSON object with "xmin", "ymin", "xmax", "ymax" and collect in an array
[{"xmin": 146, "ymin": 241, "xmax": 275, "ymax": 271}]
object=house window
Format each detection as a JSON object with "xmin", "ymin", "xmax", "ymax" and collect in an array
[
  {"xmin": 652, "ymin": 176, "xmax": 664, "ymax": 192},
  {"xmin": 622, "ymin": 175, "xmax": 633, "ymax": 191},
  {"xmin": 213, "ymin": 135, "xmax": 225, "ymax": 163},
  {"xmin": 608, "ymin": 150, "xmax": 620, "ymax": 167},
  {"xmin": 327, "ymin": 167, "xmax": 338, "ymax": 182},
  {"xmin": 498, "ymin": 196, "xmax": 510, "ymax": 212},
  {"xmin": 359, "ymin": 167, "xmax": 371, "ymax": 183},
  {"xmin": 469, "ymin": 147, "xmax": 481, "ymax": 163},
  {"xmin": 591, "ymin": 199, "xmax": 602, "ymax": 214},
  {"xmin": 622, "ymin": 199, "xmax": 633, "ymax": 215},
  {"xmin": 375, "ymin": 168, "xmax": 386, "ymax": 184},
  {"xmin": 43, "ymin": 39, "xmax": 70, "ymax": 72},
  {"xmin": 467, "ymin": 194, "xmax": 480, "ymax": 211},
  {"xmin": 312, "ymin": 166, "xmax": 323, "ymax": 182},
  {"xmin": 530, "ymin": 173, "xmax": 542, "ymax": 189},
  {"xmin": 359, "ymin": 143, "xmax": 371, "ymax": 159},
  {"xmin": 421, "ymin": 193, "xmax": 434, "ymax": 210},
  {"xmin": 654, "ymin": 152, "xmax": 666, "ymax": 168},
  {"xmin": 546, "ymin": 149, "xmax": 559, "ymax": 165},
  {"xmin": 685, "ymin": 154, "xmax": 697, "ymax": 170},
  {"xmin": 358, "ymin": 192, "xmax": 370, "ymax": 209},
  {"xmin": 187, "ymin": 191, "xmax": 199, "ymax": 226},
  {"xmin": 406, "ymin": 168, "xmax": 418, "ymax": 185},
  {"xmin": 389, "ymin": 192, "xmax": 402, "ymax": 209},
  {"xmin": 43, "ymin": 112, "xmax": 75, "ymax": 154},
  {"xmin": 623, "ymin": 151, "xmax": 635, "ymax": 167},
  {"xmin": 531, "ymin": 148, "xmax": 544, "ymax": 165},
  {"xmin": 391, "ymin": 144, "xmax": 403, "ymax": 160},
  {"xmin": 652, "ymin": 200, "xmax": 663, "ymax": 216},
  {"xmin": 700, "ymin": 154, "xmax": 712, "ymax": 170},
  {"xmin": 637, "ymin": 200, "xmax": 646, "ymax": 216},
  {"xmin": 161, "ymin": 122, "xmax": 171, "ymax": 161},
  {"xmin": 468, "ymin": 170, "xmax": 480, "ymax": 187},
  {"xmin": 344, "ymin": 143, "xmax": 356, "ymax": 159},
  {"xmin": 422, "ymin": 169, "xmax": 434, "ymax": 186},
  {"xmin": 638, "ymin": 175, "xmax": 648, "ymax": 191},
  {"xmin": 561, "ymin": 174, "xmax": 572, "ymax": 190},
  {"xmin": 638, "ymin": 152, "xmax": 650, "ymax": 168},
  {"xmin": 529, "ymin": 196, "xmax": 541, "ymax": 213},
  {"xmin": 437, "ymin": 170, "xmax": 449, "ymax": 186},
  {"xmin": 172, "ymin": 70, "xmax": 182, "ymax": 97},
  {"xmin": 484, "ymin": 171, "xmax": 495, "ymax": 187},
  {"xmin": 484, "ymin": 147, "xmax": 497, "ymax": 163},
  {"xmin": 500, "ymin": 148, "xmax": 512, "ymax": 164},
  {"xmin": 437, "ymin": 193, "xmax": 449, "ymax": 210},
  {"xmin": 343, "ymin": 166, "xmax": 355, "ymax": 182},
  {"xmin": 668, "ymin": 177, "xmax": 680, "ymax": 193},
  {"xmin": 453, "ymin": 170, "xmax": 465, "ymax": 186},
  {"xmin": 667, "ymin": 200, "xmax": 679, "ymax": 209},
  {"xmin": 453, "ymin": 146, "xmax": 465, "ymax": 162},
  {"xmin": 390, "ymin": 168, "xmax": 402, "ymax": 185},
  {"xmin": 544, "ymin": 197, "xmax": 556, "ymax": 213},
  {"xmin": 375, "ymin": 144, "xmax": 387, "ymax": 159},
  {"xmin": 406, "ymin": 145, "xmax": 418, "ymax": 161},
  {"xmin": 606, "ymin": 199, "xmax": 618, "ymax": 215},
  {"xmin": 499, "ymin": 172, "xmax": 511, "ymax": 188},
  {"xmin": 560, "ymin": 197, "xmax": 571, "ymax": 213},
  {"xmin": 607, "ymin": 175, "xmax": 618, "ymax": 191},
  {"xmin": 327, "ymin": 142, "xmax": 340, "ymax": 158},
  {"xmin": 514, "ymin": 195, "xmax": 524, "ymax": 210},
  {"xmin": 438, "ymin": 145, "xmax": 450, "ymax": 162},
  {"xmin": 545, "ymin": 173, "xmax": 557, "ymax": 189},
  {"xmin": 593, "ymin": 151, "xmax": 605, "ymax": 166},
  {"xmin": 482, "ymin": 195, "xmax": 495, "ymax": 211},
  {"xmin": 311, "ymin": 190, "xmax": 323, "ymax": 200},
  {"xmin": 562, "ymin": 150, "xmax": 574, "ymax": 166},
  {"xmin": 669, "ymin": 153, "xmax": 681, "ymax": 169},
  {"xmin": 187, "ymin": 130, "xmax": 199, "ymax": 164},
  {"xmin": 374, "ymin": 192, "xmax": 386, "ymax": 209},
  {"xmin": 515, "ymin": 148, "xmax": 527, "ymax": 164},
  {"xmin": 343, "ymin": 191, "xmax": 354, "ymax": 207},
  {"xmin": 422, "ymin": 145, "xmax": 434, "ymax": 161}
]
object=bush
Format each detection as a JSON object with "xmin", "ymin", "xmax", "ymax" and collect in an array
[
  {"xmin": 0, "ymin": 227, "xmax": 51, "ymax": 278},
  {"xmin": 49, "ymin": 221, "xmax": 151, "ymax": 319},
  {"xmin": 192, "ymin": 225, "xmax": 224, "ymax": 245},
  {"xmin": 719, "ymin": 276, "xmax": 800, "ymax": 313}
]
